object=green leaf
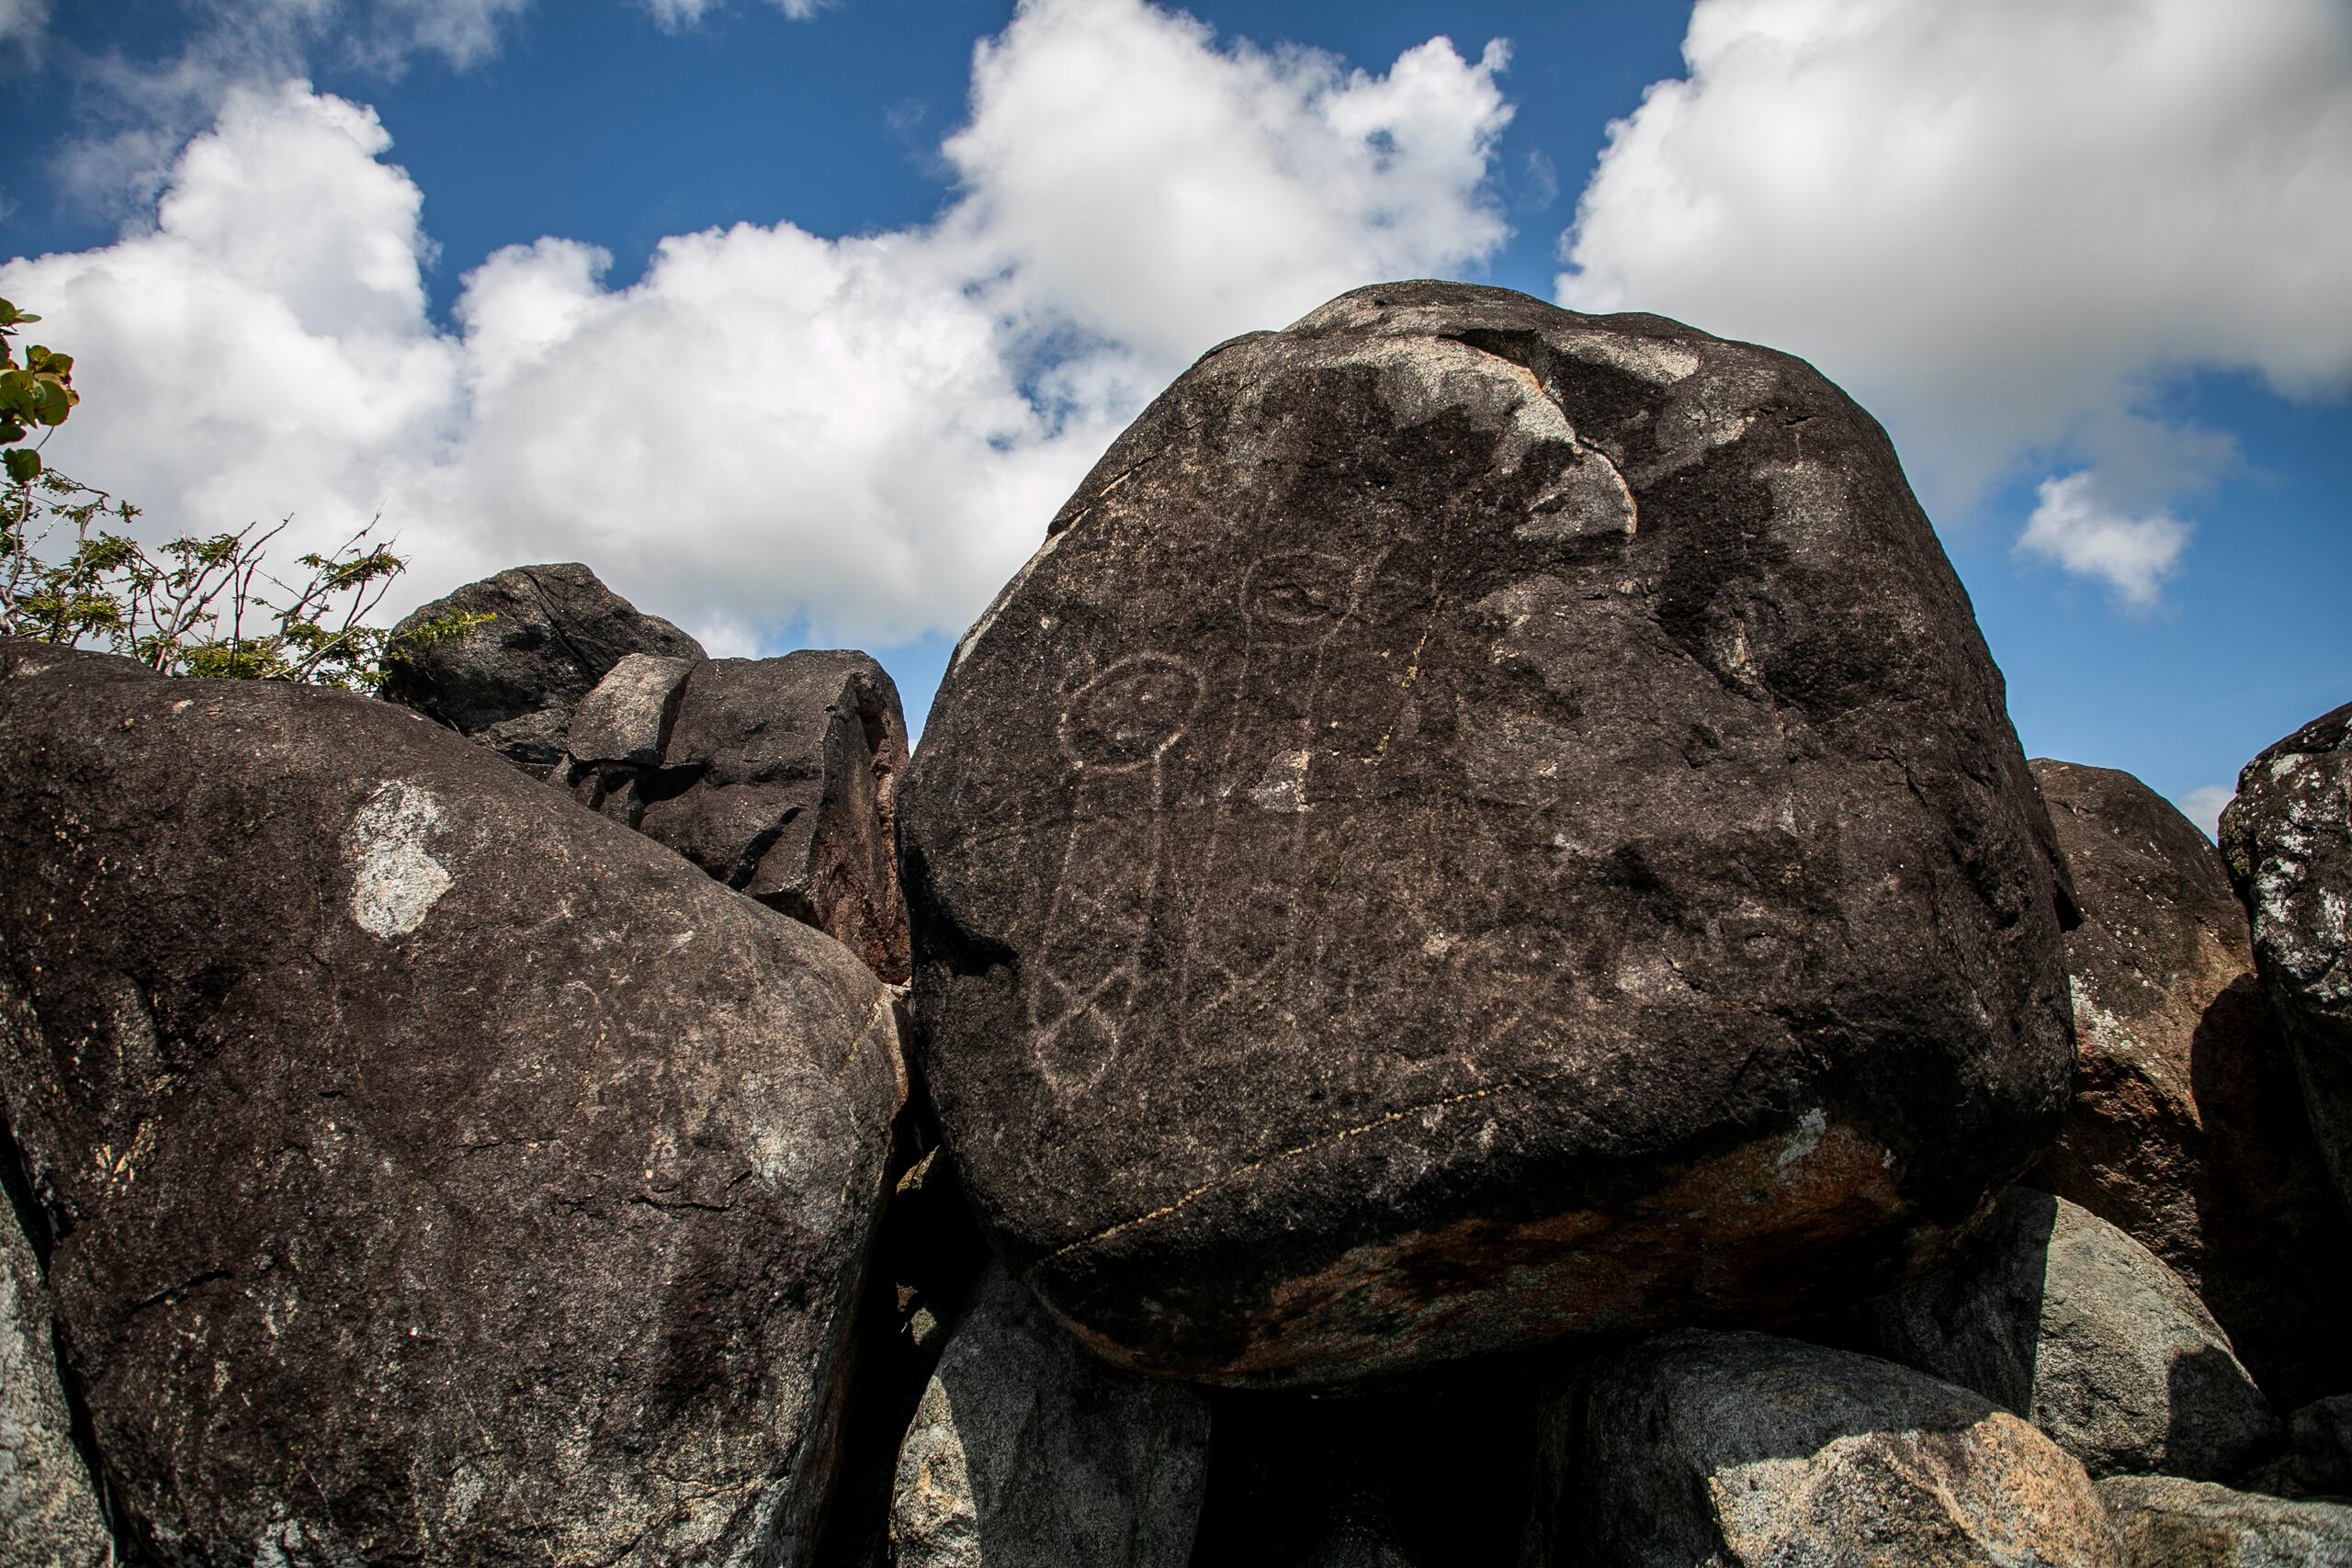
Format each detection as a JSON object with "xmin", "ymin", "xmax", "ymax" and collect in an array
[
  {"xmin": 5, "ymin": 448, "xmax": 40, "ymax": 482},
  {"xmin": 31, "ymin": 378, "xmax": 74, "ymax": 426}
]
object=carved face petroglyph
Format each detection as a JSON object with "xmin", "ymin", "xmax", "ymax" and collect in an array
[{"xmin": 1057, "ymin": 654, "xmax": 1204, "ymax": 773}]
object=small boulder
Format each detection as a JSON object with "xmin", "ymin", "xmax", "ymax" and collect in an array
[
  {"xmin": 563, "ymin": 651, "xmax": 693, "ymax": 768},
  {"xmin": 565, "ymin": 650, "xmax": 912, "ymax": 981},
  {"xmin": 2221, "ymin": 701, "xmax": 2352, "ymax": 1221},
  {"xmin": 1533, "ymin": 1330, "xmax": 2119, "ymax": 1568},
  {"xmin": 903, "ymin": 280, "xmax": 2076, "ymax": 1385},
  {"xmin": 2029, "ymin": 759, "xmax": 2352, "ymax": 1404},
  {"xmin": 2099, "ymin": 1476, "xmax": 2352, "ymax": 1568},
  {"xmin": 889, "ymin": 1261, "xmax": 1210, "ymax": 1568},
  {"xmin": 0, "ymin": 642, "xmax": 904, "ymax": 1566},
  {"xmin": 1854, "ymin": 1188, "xmax": 2278, "ymax": 1479},
  {"xmin": 1, "ymin": 1201, "xmax": 110, "ymax": 1568},
  {"xmin": 380, "ymin": 561, "xmax": 705, "ymax": 773}
]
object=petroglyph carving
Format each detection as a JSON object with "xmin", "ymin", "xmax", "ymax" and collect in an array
[{"xmin": 1031, "ymin": 655, "xmax": 1204, "ymax": 1091}]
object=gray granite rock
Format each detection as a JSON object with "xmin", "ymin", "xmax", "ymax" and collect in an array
[
  {"xmin": 2029, "ymin": 759, "xmax": 2352, "ymax": 1404},
  {"xmin": 2222, "ymin": 701, "xmax": 2352, "ymax": 1223},
  {"xmin": 902, "ymin": 278, "xmax": 2077, "ymax": 1386},
  {"xmin": 1533, "ymin": 1330, "xmax": 2119, "ymax": 1568},
  {"xmin": 2101, "ymin": 1476, "xmax": 2352, "ymax": 1567},
  {"xmin": 565, "ymin": 650, "xmax": 912, "ymax": 981},
  {"xmin": 1856, "ymin": 1187, "xmax": 2278, "ymax": 1479},
  {"xmin": 380, "ymin": 561, "xmax": 705, "ymax": 773},
  {"xmin": 890, "ymin": 1262, "xmax": 1209, "ymax": 1568},
  {"xmin": 0, "ymin": 1201, "xmax": 110, "ymax": 1568},
  {"xmin": 0, "ymin": 640, "xmax": 904, "ymax": 1567}
]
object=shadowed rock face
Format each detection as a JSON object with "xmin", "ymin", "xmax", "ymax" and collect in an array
[
  {"xmin": 2222, "ymin": 700, "xmax": 2352, "ymax": 1222},
  {"xmin": 901, "ymin": 280, "xmax": 2076, "ymax": 1386},
  {"xmin": 380, "ymin": 562, "xmax": 706, "ymax": 773},
  {"xmin": 2029, "ymin": 759, "xmax": 2352, "ymax": 1404},
  {"xmin": 1534, "ymin": 1331, "xmax": 2120, "ymax": 1568},
  {"xmin": 0, "ymin": 642, "xmax": 905, "ymax": 1567},
  {"xmin": 888, "ymin": 1263, "xmax": 1209, "ymax": 1568}
]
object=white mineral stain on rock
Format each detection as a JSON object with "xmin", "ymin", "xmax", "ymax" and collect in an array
[
  {"xmin": 1776, "ymin": 1107, "xmax": 1827, "ymax": 1176},
  {"xmin": 1250, "ymin": 750, "xmax": 1312, "ymax": 814},
  {"xmin": 345, "ymin": 781, "xmax": 452, "ymax": 939}
]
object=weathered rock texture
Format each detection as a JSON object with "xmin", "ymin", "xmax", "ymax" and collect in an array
[
  {"xmin": 381, "ymin": 561, "xmax": 705, "ymax": 773},
  {"xmin": 889, "ymin": 1262, "xmax": 1209, "ymax": 1568},
  {"xmin": 2099, "ymin": 1476, "xmax": 2352, "ymax": 1567},
  {"xmin": 565, "ymin": 650, "xmax": 911, "ymax": 982},
  {"xmin": 2029, "ymin": 760, "xmax": 2352, "ymax": 1404},
  {"xmin": 2222, "ymin": 701, "xmax": 2352, "ymax": 1221},
  {"xmin": 2, "ymin": 1198, "xmax": 109, "ymax": 1568},
  {"xmin": 1534, "ymin": 1330, "xmax": 2120, "ymax": 1568},
  {"xmin": 902, "ymin": 279, "xmax": 2078, "ymax": 1384},
  {"xmin": 1855, "ymin": 1188, "xmax": 2277, "ymax": 1480},
  {"xmin": 0, "ymin": 642, "xmax": 905, "ymax": 1566}
]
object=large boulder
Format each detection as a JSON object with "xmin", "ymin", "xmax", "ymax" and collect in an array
[
  {"xmin": 2222, "ymin": 701, "xmax": 2352, "ymax": 1220},
  {"xmin": 889, "ymin": 1262, "xmax": 1210, "ymax": 1568},
  {"xmin": 2, "ymin": 1199, "xmax": 109, "ymax": 1568},
  {"xmin": 380, "ymin": 561, "xmax": 705, "ymax": 773},
  {"xmin": 564, "ymin": 651, "xmax": 912, "ymax": 982},
  {"xmin": 0, "ymin": 642, "xmax": 905, "ymax": 1566},
  {"xmin": 2029, "ymin": 760, "xmax": 2352, "ymax": 1404},
  {"xmin": 2099, "ymin": 1476, "xmax": 2352, "ymax": 1567},
  {"xmin": 1853, "ymin": 1188, "xmax": 2278, "ymax": 1480},
  {"xmin": 1530, "ymin": 1330, "xmax": 2120, "ymax": 1568},
  {"xmin": 901, "ymin": 279, "xmax": 2077, "ymax": 1384}
]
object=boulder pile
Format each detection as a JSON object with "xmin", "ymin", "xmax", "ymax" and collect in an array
[{"xmin": 4, "ymin": 282, "xmax": 2348, "ymax": 1565}]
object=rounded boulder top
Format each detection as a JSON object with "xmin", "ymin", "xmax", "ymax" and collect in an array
[{"xmin": 901, "ymin": 281, "xmax": 2076, "ymax": 1387}]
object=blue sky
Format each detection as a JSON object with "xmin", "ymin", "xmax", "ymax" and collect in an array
[{"xmin": 2, "ymin": 0, "xmax": 2346, "ymax": 831}]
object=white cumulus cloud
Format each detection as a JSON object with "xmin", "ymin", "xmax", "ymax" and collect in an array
[
  {"xmin": 2015, "ymin": 472, "xmax": 2189, "ymax": 609},
  {"xmin": 946, "ymin": 1, "xmax": 1511, "ymax": 363},
  {"xmin": 2176, "ymin": 784, "xmax": 2235, "ymax": 843},
  {"xmin": 1557, "ymin": 0, "xmax": 2352, "ymax": 600},
  {"xmin": 3, "ymin": 0, "xmax": 1515, "ymax": 651}
]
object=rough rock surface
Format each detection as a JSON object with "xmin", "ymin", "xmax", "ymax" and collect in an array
[
  {"xmin": 2222, "ymin": 701, "xmax": 2352, "ymax": 1219},
  {"xmin": 567, "ymin": 651, "xmax": 911, "ymax": 982},
  {"xmin": 380, "ymin": 561, "xmax": 705, "ymax": 773},
  {"xmin": 1534, "ymin": 1330, "xmax": 2120, "ymax": 1568},
  {"xmin": 2099, "ymin": 1476, "xmax": 2352, "ymax": 1567},
  {"xmin": 1855, "ymin": 1188, "xmax": 2277, "ymax": 1479},
  {"xmin": 2240, "ymin": 1395, "xmax": 2352, "ymax": 1503},
  {"xmin": 902, "ymin": 279, "xmax": 2077, "ymax": 1384},
  {"xmin": 1, "ymin": 1200, "xmax": 109, "ymax": 1568},
  {"xmin": 889, "ymin": 1262, "xmax": 1209, "ymax": 1568},
  {"xmin": 0, "ymin": 642, "xmax": 905, "ymax": 1567},
  {"xmin": 2029, "ymin": 760, "xmax": 2352, "ymax": 1404}
]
